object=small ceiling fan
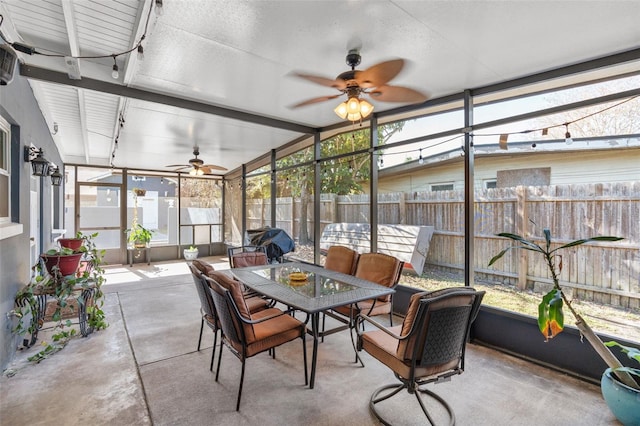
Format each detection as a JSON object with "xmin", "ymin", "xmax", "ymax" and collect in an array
[
  {"xmin": 166, "ymin": 147, "xmax": 227, "ymax": 175},
  {"xmin": 290, "ymin": 49, "xmax": 428, "ymax": 121}
]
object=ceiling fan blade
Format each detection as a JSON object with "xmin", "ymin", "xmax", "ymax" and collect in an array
[
  {"xmin": 201, "ymin": 164, "xmax": 228, "ymax": 171},
  {"xmin": 290, "ymin": 72, "xmax": 347, "ymax": 90},
  {"xmin": 368, "ymin": 85, "xmax": 428, "ymax": 103},
  {"xmin": 355, "ymin": 59, "xmax": 405, "ymax": 88},
  {"xmin": 166, "ymin": 164, "xmax": 190, "ymax": 168},
  {"xmin": 290, "ymin": 94, "xmax": 341, "ymax": 108}
]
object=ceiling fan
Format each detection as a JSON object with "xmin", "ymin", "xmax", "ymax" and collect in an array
[
  {"xmin": 166, "ymin": 147, "xmax": 227, "ymax": 175},
  {"xmin": 290, "ymin": 49, "xmax": 428, "ymax": 121}
]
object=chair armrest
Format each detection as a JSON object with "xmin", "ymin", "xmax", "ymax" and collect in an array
[
  {"xmin": 356, "ymin": 313, "xmax": 408, "ymax": 341},
  {"xmin": 235, "ymin": 308, "xmax": 287, "ymax": 325}
]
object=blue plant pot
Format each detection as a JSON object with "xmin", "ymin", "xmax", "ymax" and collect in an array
[{"xmin": 601, "ymin": 368, "xmax": 640, "ymax": 426}]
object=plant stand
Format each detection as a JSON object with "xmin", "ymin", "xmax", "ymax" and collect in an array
[
  {"xmin": 127, "ymin": 246, "xmax": 151, "ymax": 267},
  {"xmin": 15, "ymin": 283, "xmax": 97, "ymax": 347}
]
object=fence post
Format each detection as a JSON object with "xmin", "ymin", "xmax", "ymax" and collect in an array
[
  {"xmin": 516, "ymin": 186, "xmax": 529, "ymax": 290},
  {"xmin": 331, "ymin": 193, "xmax": 338, "ymax": 223},
  {"xmin": 398, "ymin": 192, "xmax": 406, "ymax": 224}
]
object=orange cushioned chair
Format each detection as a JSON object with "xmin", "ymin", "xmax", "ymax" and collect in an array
[
  {"xmin": 205, "ymin": 274, "xmax": 308, "ymax": 411},
  {"xmin": 324, "ymin": 245, "xmax": 359, "ymax": 275},
  {"xmin": 229, "ymin": 251, "xmax": 269, "ymax": 268},
  {"xmin": 356, "ymin": 287, "xmax": 485, "ymax": 425},
  {"xmin": 191, "ymin": 259, "xmax": 269, "ymax": 316},
  {"xmin": 188, "ymin": 263, "xmax": 218, "ymax": 371},
  {"xmin": 333, "ymin": 252, "xmax": 404, "ymax": 326}
]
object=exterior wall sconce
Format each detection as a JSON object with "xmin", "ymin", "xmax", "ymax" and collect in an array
[
  {"xmin": 24, "ymin": 146, "xmax": 50, "ymax": 177},
  {"xmin": 49, "ymin": 166, "xmax": 63, "ymax": 186}
]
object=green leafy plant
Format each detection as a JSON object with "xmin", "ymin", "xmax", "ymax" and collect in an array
[
  {"xmin": 489, "ymin": 228, "xmax": 639, "ymax": 390},
  {"xmin": 14, "ymin": 231, "xmax": 108, "ymax": 363},
  {"xmin": 125, "ymin": 223, "xmax": 153, "ymax": 246},
  {"xmin": 187, "ymin": 245, "xmax": 197, "ymax": 251},
  {"xmin": 605, "ymin": 341, "xmax": 640, "ymax": 381}
]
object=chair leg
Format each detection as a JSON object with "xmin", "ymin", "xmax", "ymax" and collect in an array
[
  {"xmin": 210, "ymin": 345, "xmax": 215, "ymax": 372},
  {"xmin": 236, "ymin": 358, "xmax": 246, "ymax": 411},
  {"xmin": 209, "ymin": 330, "xmax": 218, "ymax": 372},
  {"xmin": 215, "ymin": 339, "xmax": 224, "ymax": 381},
  {"xmin": 197, "ymin": 318, "xmax": 204, "ymax": 351},
  {"xmin": 301, "ymin": 331, "xmax": 308, "ymax": 385},
  {"xmin": 370, "ymin": 383, "xmax": 406, "ymax": 426},
  {"xmin": 416, "ymin": 387, "xmax": 455, "ymax": 426},
  {"xmin": 369, "ymin": 382, "xmax": 455, "ymax": 426}
]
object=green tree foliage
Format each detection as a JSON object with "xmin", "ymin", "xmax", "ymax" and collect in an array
[
  {"xmin": 260, "ymin": 122, "xmax": 406, "ymax": 243},
  {"xmin": 180, "ymin": 178, "xmax": 222, "ymax": 208}
]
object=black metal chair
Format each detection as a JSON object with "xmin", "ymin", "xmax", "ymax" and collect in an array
[
  {"xmin": 356, "ymin": 287, "xmax": 485, "ymax": 426},
  {"xmin": 188, "ymin": 263, "xmax": 218, "ymax": 371},
  {"xmin": 204, "ymin": 274, "xmax": 308, "ymax": 411},
  {"xmin": 227, "ymin": 245, "xmax": 267, "ymax": 261}
]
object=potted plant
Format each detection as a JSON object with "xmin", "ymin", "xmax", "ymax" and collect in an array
[
  {"xmin": 125, "ymin": 223, "xmax": 153, "ymax": 248},
  {"xmin": 601, "ymin": 341, "xmax": 640, "ymax": 425},
  {"xmin": 489, "ymin": 228, "xmax": 639, "ymax": 423},
  {"xmin": 132, "ymin": 187, "xmax": 146, "ymax": 197},
  {"xmin": 40, "ymin": 247, "xmax": 83, "ymax": 277},
  {"xmin": 184, "ymin": 245, "xmax": 199, "ymax": 260},
  {"xmin": 58, "ymin": 233, "xmax": 84, "ymax": 251},
  {"xmin": 15, "ymin": 231, "xmax": 108, "ymax": 362}
]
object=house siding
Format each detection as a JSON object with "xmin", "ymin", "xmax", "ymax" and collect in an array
[
  {"xmin": 378, "ymin": 146, "xmax": 640, "ymax": 194},
  {"xmin": 0, "ymin": 66, "xmax": 62, "ymax": 371}
]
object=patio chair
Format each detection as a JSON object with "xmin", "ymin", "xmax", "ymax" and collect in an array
[
  {"xmin": 333, "ymin": 252, "xmax": 404, "ymax": 327},
  {"xmin": 227, "ymin": 245, "xmax": 267, "ymax": 263},
  {"xmin": 229, "ymin": 250, "xmax": 269, "ymax": 268},
  {"xmin": 324, "ymin": 245, "xmax": 359, "ymax": 275},
  {"xmin": 204, "ymin": 274, "xmax": 308, "ymax": 411},
  {"xmin": 356, "ymin": 287, "xmax": 485, "ymax": 426},
  {"xmin": 323, "ymin": 252, "xmax": 403, "ymax": 359},
  {"xmin": 191, "ymin": 260, "xmax": 269, "ymax": 325},
  {"xmin": 188, "ymin": 263, "xmax": 218, "ymax": 371}
]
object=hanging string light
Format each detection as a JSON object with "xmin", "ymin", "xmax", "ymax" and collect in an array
[{"xmin": 564, "ymin": 123, "xmax": 573, "ymax": 145}]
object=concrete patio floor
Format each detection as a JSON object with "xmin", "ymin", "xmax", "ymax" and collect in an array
[{"xmin": 0, "ymin": 257, "xmax": 619, "ymax": 425}]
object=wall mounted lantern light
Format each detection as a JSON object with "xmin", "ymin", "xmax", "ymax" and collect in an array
[
  {"xmin": 24, "ymin": 146, "xmax": 50, "ymax": 176},
  {"xmin": 49, "ymin": 166, "xmax": 63, "ymax": 186}
]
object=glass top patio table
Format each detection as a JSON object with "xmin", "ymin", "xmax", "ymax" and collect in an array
[
  {"xmin": 231, "ymin": 262, "xmax": 394, "ymax": 314},
  {"xmin": 231, "ymin": 262, "xmax": 395, "ymax": 389}
]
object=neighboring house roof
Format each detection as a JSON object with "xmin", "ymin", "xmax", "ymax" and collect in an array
[{"xmin": 379, "ymin": 134, "xmax": 640, "ymax": 179}]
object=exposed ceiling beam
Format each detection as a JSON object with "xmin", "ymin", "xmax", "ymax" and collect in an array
[
  {"xmin": 61, "ymin": 0, "xmax": 90, "ymax": 163},
  {"xmin": 19, "ymin": 64, "xmax": 317, "ymax": 135}
]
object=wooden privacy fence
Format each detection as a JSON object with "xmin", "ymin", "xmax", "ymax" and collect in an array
[{"xmin": 246, "ymin": 182, "xmax": 640, "ymax": 308}]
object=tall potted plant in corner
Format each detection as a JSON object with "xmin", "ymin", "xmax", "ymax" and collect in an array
[{"xmin": 489, "ymin": 229, "xmax": 639, "ymax": 424}]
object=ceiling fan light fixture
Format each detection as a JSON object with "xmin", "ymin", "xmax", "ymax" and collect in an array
[
  {"xmin": 359, "ymin": 99, "xmax": 374, "ymax": 118},
  {"xmin": 346, "ymin": 97, "xmax": 361, "ymax": 114},
  {"xmin": 334, "ymin": 101, "xmax": 348, "ymax": 119},
  {"xmin": 334, "ymin": 96, "xmax": 374, "ymax": 122}
]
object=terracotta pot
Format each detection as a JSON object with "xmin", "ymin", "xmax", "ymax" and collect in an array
[
  {"xmin": 41, "ymin": 253, "xmax": 83, "ymax": 277},
  {"xmin": 59, "ymin": 238, "xmax": 83, "ymax": 251}
]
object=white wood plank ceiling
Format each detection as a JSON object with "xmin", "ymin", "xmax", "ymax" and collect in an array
[{"xmin": 1, "ymin": 0, "xmax": 639, "ymax": 174}]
